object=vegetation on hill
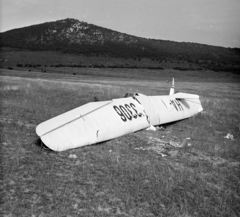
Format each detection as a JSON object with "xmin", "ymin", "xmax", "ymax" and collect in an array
[{"xmin": 0, "ymin": 18, "xmax": 240, "ymax": 72}]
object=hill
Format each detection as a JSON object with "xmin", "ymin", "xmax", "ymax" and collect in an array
[{"xmin": 1, "ymin": 18, "xmax": 240, "ymax": 72}]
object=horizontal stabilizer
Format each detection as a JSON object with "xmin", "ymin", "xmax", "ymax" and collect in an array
[{"xmin": 173, "ymin": 92, "xmax": 199, "ymax": 99}]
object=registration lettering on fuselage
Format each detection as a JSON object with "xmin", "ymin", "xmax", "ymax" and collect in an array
[
  {"xmin": 170, "ymin": 99, "xmax": 184, "ymax": 111},
  {"xmin": 113, "ymin": 103, "xmax": 143, "ymax": 122}
]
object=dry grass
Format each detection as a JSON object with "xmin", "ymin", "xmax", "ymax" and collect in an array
[{"xmin": 0, "ymin": 69, "xmax": 240, "ymax": 217}]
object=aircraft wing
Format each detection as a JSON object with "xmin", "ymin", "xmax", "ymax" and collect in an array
[
  {"xmin": 36, "ymin": 97, "xmax": 150, "ymax": 151},
  {"xmin": 134, "ymin": 93, "xmax": 203, "ymax": 126},
  {"xmin": 36, "ymin": 91, "xmax": 203, "ymax": 151}
]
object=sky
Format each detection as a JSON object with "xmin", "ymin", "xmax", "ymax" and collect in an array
[{"xmin": 1, "ymin": 0, "xmax": 240, "ymax": 48}]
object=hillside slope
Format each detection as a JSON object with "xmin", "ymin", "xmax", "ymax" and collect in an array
[{"xmin": 1, "ymin": 18, "xmax": 240, "ymax": 72}]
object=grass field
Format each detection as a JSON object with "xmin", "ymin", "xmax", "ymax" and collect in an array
[{"xmin": 0, "ymin": 68, "xmax": 240, "ymax": 217}]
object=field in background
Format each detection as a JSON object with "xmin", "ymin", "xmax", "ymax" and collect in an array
[
  {"xmin": 0, "ymin": 68, "xmax": 240, "ymax": 217},
  {"xmin": 2, "ymin": 48, "xmax": 234, "ymax": 71}
]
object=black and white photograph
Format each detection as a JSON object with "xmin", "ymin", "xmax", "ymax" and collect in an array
[{"xmin": 0, "ymin": 0, "xmax": 240, "ymax": 216}]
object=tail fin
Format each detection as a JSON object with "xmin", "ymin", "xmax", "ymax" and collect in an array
[{"xmin": 169, "ymin": 78, "xmax": 175, "ymax": 95}]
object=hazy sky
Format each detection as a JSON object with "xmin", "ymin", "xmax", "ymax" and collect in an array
[{"xmin": 1, "ymin": 0, "xmax": 240, "ymax": 48}]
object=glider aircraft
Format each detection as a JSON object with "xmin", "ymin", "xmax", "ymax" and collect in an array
[{"xmin": 36, "ymin": 78, "xmax": 203, "ymax": 151}]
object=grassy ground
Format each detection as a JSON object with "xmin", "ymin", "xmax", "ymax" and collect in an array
[{"xmin": 0, "ymin": 69, "xmax": 240, "ymax": 216}]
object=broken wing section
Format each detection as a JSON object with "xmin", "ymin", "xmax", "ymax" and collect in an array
[
  {"xmin": 96, "ymin": 97, "xmax": 150, "ymax": 142},
  {"xmin": 36, "ymin": 98, "xmax": 149, "ymax": 151},
  {"xmin": 135, "ymin": 93, "xmax": 203, "ymax": 126}
]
